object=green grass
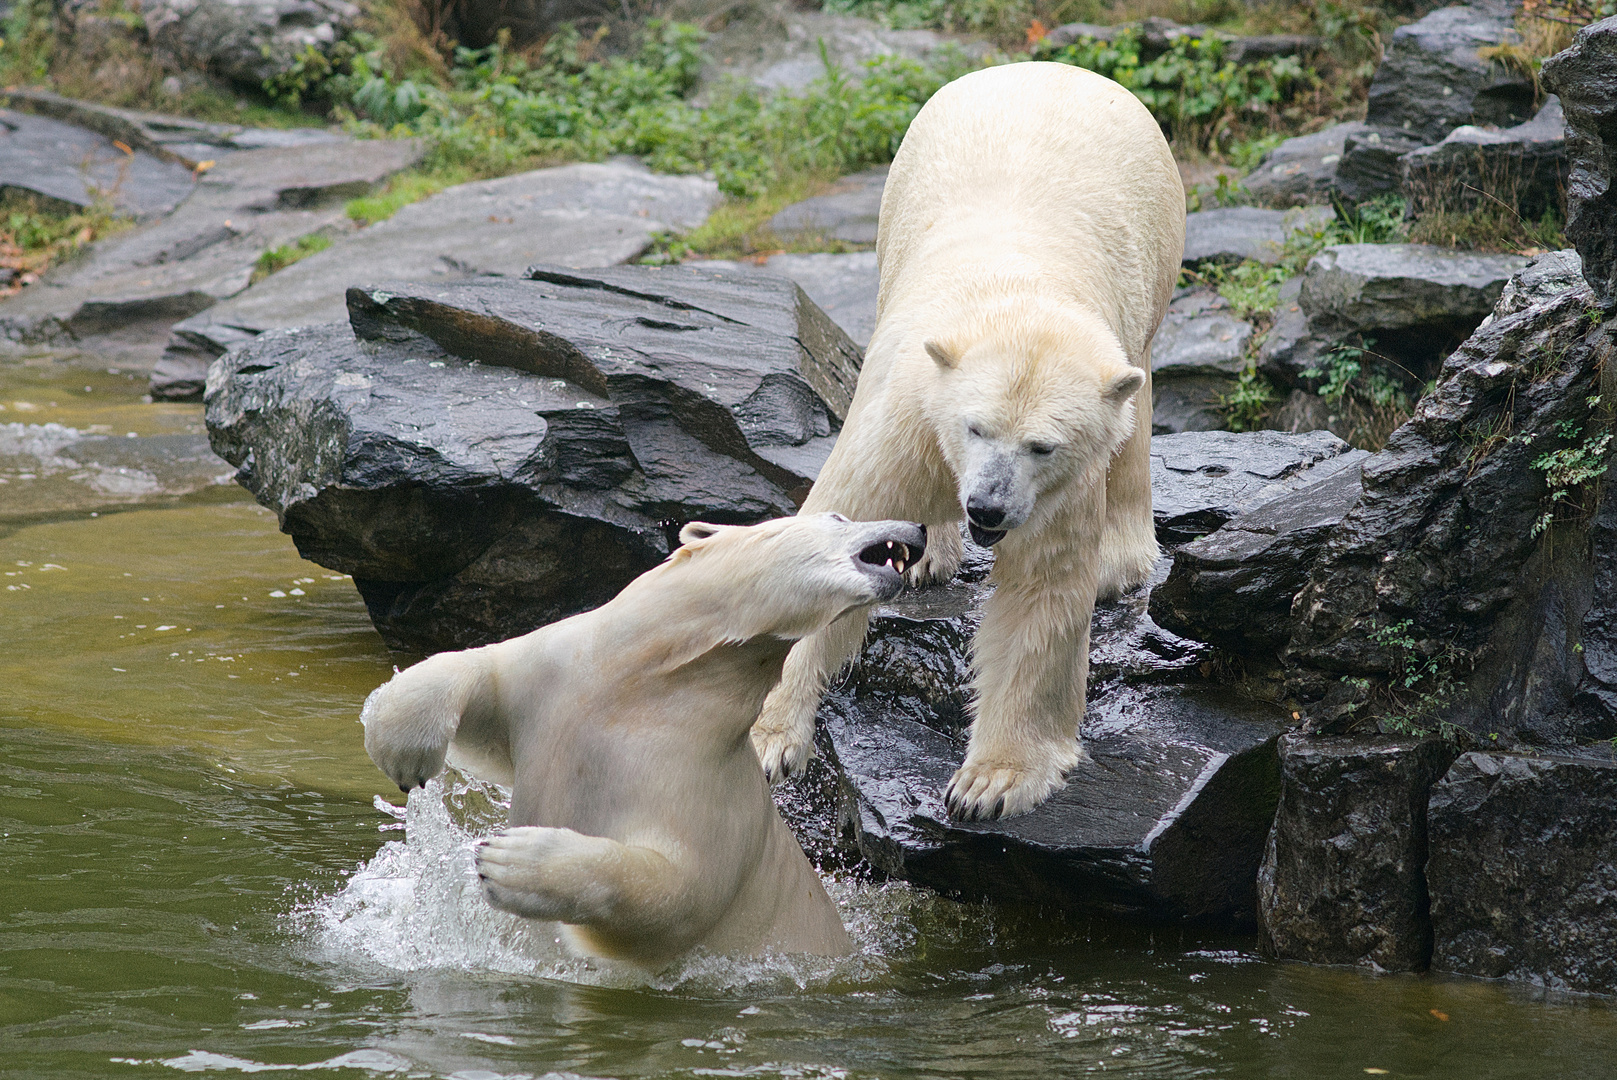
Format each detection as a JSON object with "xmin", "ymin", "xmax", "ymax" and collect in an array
[
  {"xmin": 251, "ymin": 232, "xmax": 334, "ymax": 283},
  {"xmin": 344, "ymin": 168, "xmax": 470, "ymax": 225},
  {"xmin": 0, "ymin": 191, "xmax": 131, "ymax": 285}
]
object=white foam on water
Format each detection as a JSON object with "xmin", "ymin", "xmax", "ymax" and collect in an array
[
  {"xmin": 113, "ymin": 1048, "xmax": 412, "ymax": 1073},
  {"xmin": 294, "ymin": 773, "xmax": 940, "ymax": 993}
]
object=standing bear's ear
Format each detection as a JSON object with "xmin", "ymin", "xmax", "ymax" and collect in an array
[
  {"xmin": 1104, "ymin": 367, "xmax": 1146, "ymax": 405},
  {"xmin": 678, "ymin": 521, "xmax": 725, "ymax": 546},
  {"xmin": 924, "ymin": 340, "xmax": 959, "ymax": 369}
]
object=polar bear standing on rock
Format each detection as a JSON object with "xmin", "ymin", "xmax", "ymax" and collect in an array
[
  {"xmin": 362, "ymin": 513, "xmax": 928, "ymax": 966},
  {"xmin": 750, "ymin": 62, "xmax": 1185, "ymax": 821}
]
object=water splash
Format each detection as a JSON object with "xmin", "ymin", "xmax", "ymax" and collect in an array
[{"xmin": 295, "ymin": 773, "xmax": 946, "ymax": 993}]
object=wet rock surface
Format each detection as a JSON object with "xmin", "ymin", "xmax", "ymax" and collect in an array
[
  {"xmin": 1149, "ymin": 429, "xmax": 1364, "ymax": 546},
  {"xmin": 1335, "ymin": 125, "xmax": 1430, "ymax": 201},
  {"xmin": 172, "ymin": 160, "xmax": 718, "ymax": 377},
  {"xmin": 1544, "ymin": 17, "xmax": 1617, "ymax": 305},
  {"xmin": 768, "ymin": 168, "xmax": 886, "ymax": 245},
  {"xmin": 1428, "ymin": 751, "xmax": 1617, "ymax": 992},
  {"xmin": 1364, "ymin": 5, "xmax": 1536, "ymax": 144},
  {"xmin": 204, "ymin": 262, "xmax": 859, "ymax": 652},
  {"xmin": 1150, "ymin": 457, "xmax": 1368, "ymax": 658},
  {"xmin": 1258, "ymin": 735, "xmax": 1458, "ymax": 972},
  {"xmin": 1181, "ymin": 206, "xmax": 1333, "ymax": 266}
]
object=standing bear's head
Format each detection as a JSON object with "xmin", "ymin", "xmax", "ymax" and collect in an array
[
  {"xmin": 920, "ymin": 302, "xmax": 1146, "ymax": 547},
  {"xmin": 650, "ymin": 513, "xmax": 929, "ymax": 643}
]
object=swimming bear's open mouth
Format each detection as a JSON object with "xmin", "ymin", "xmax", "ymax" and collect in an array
[{"xmin": 858, "ymin": 540, "xmax": 915, "ymax": 575}]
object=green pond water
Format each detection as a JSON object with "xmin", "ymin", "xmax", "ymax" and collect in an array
[{"xmin": 4, "ymin": 350, "xmax": 1617, "ymax": 1080}]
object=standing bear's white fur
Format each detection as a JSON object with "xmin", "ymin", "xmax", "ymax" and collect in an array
[
  {"xmin": 360, "ymin": 513, "xmax": 927, "ymax": 966},
  {"xmin": 750, "ymin": 62, "xmax": 1185, "ymax": 821}
]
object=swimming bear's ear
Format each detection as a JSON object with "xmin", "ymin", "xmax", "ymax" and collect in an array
[{"xmin": 678, "ymin": 521, "xmax": 724, "ymax": 546}]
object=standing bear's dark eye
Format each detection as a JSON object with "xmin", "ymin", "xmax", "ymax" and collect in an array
[
  {"xmin": 1029, "ymin": 443, "xmax": 1055, "ymax": 456},
  {"xmin": 967, "ymin": 423, "xmax": 984, "ymax": 438}
]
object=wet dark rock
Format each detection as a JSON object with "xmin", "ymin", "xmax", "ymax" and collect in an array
[
  {"xmin": 1148, "ymin": 289, "xmax": 1251, "ymax": 435},
  {"xmin": 1285, "ymin": 253, "xmax": 1617, "ymax": 748},
  {"xmin": 768, "ymin": 168, "xmax": 885, "ymax": 244},
  {"xmin": 1224, "ymin": 34, "xmax": 1321, "ymax": 66},
  {"xmin": 1401, "ymin": 96, "xmax": 1569, "ymax": 222},
  {"xmin": 1364, "ymin": 5, "xmax": 1537, "ymax": 146},
  {"xmin": 0, "ymin": 107, "xmax": 196, "ymax": 220},
  {"xmin": 203, "ymin": 263, "xmax": 861, "ymax": 652},
  {"xmin": 1335, "ymin": 125, "xmax": 1430, "ymax": 201},
  {"xmin": 1150, "ymin": 458, "xmax": 1368, "ymax": 658},
  {"xmin": 1243, "ymin": 123, "xmax": 1361, "ymax": 208},
  {"xmin": 1149, "ymin": 429, "xmax": 1366, "ymax": 546},
  {"xmin": 1259, "ymin": 734, "xmax": 1459, "ymax": 971},
  {"xmin": 825, "ymin": 538, "xmax": 1288, "ymax": 924},
  {"xmin": 1543, "ymin": 17, "xmax": 1617, "ymax": 305},
  {"xmin": 1181, "ymin": 205, "xmax": 1334, "ymax": 267},
  {"xmin": 1042, "ymin": 21, "xmax": 1121, "ymax": 46},
  {"xmin": 1427, "ymin": 750, "xmax": 1617, "ymax": 993},
  {"xmin": 141, "ymin": 0, "xmax": 359, "ymax": 88}
]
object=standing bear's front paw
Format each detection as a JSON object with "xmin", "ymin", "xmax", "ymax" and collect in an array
[
  {"xmin": 750, "ymin": 721, "xmax": 816, "ymax": 784},
  {"xmin": 943, "ymin": 745, "xmax": 1082, "ymax": 821},
  {"xmin": 907, "ymin": 523, "xmax": 964, "ymax": 588}
]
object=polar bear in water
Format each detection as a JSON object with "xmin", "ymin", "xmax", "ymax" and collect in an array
[
  {"xmin": 360, "ymin": 513, "xmax": 926, "ymax": 966},
  {"xmin": 749, "ymin": 62, "xmax": 1184, "ymax": 821}
]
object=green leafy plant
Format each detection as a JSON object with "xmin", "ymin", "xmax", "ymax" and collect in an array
[
  {"xmin": 1219, "ymin": 362, "xmax": 1276, "ymax": 431},
  {"xmin": 1527, "ymin": 400, "xmax": 1613, "ymax": 536},
  {"xmin": 1363, "ymin": 618, "xmax": 1468, "ymax": 741}
]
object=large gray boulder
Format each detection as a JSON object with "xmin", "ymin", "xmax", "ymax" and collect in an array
[
  {"xmin": 1286, "ymin": 253, "xmax": 1617, "ymax": 746},
  {"xmin": 1544, "ymin": 17, "xmax": 1617, "ymax": 305},
  {"xmin": 141, "ymin": 0, "xmax": 359, "ymax": 88},
  {"xmin": 1243, "ymin": 122, "xmax": 1360, "ymax": 208},
  {"xmin": 700, "ymin": 251, "xmax": 878, "ymax": 348},
  {"xmin": 204, "ymin": 263, "xmax": 861, "ymax": 652},
  {"xmin": 1259, "ymin": 735, "xmax": 1459, "ymax": 972},
  {"xmin": 1334, "ymin": 125, "xmax": 1429, "ymax": 201},
  {"xmin": 1364, "ymin": 5, "xmax": 1537, "ymax": 145},
  {"xmin": 1401, "ymin": 96, "xmax": 1569, "ymax": 223},
  {"xmin": 1428, "ymin": 751, "xmax": 1617, "ymax": 993}
]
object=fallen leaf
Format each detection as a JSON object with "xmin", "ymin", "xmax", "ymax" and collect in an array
[
  {"xmin": 1430, "ymin": 1009, "xmax": 1449, "ymax": 1021},
  {"xmin": 194, "ymin": 160, "xmax": 217, "ymax": 175},
  {"xmin": 112, "ymin": 139, "xmax": 133, "ymax": 155},
  {"xmin": 1025, "ymin": 19, "xmax": 1048, "ymax": 46},
  {"xmin": 1364, "ymin": 1070, "xmax": 1389, "ymax": 1076}
]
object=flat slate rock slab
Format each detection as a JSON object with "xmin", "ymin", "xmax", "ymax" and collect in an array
[
  {"xmin": 0, "ymin": 137, "xmax": 425, "ymax": 348},
  {"xmin": 1182, "ymin": 205, "xmax": 1335, "ymax": 266},
  {"xmin": 769, "ymin": 167, "xmax": 886, "ymax": 244},
  {"xmin": 0, "ymin": 108, "xmax": 197, "ymax": 220},
  {"xmin": 700, "ymin": 251, "xmax": 878, "ymax": 347},
  {"xmin": 176, "ymin": 159, "xmax": 720, "ymax": 351}
]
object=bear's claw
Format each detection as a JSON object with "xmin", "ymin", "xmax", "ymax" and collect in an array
[
  {"xmin": 943, "ymin": 758, "xmax": 1071, "ymax": 822},
  {"xmin": 752, "ymin": 727, "xmax": 815, "ymax": 783}
]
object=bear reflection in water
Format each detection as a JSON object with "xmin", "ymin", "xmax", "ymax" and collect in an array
[{"xmin": 359, "ymin": 513, "xmax": 926, "ymax": 966}]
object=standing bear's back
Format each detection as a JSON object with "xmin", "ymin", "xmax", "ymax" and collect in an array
[{"xmin": 876, "ymin": 62, "xmax": 1184, "ymax": 367}]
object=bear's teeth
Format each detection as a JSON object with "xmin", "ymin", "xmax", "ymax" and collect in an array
[{"xmin": 896, "ymin": 559, "xmax": 906, "ymax": 573}]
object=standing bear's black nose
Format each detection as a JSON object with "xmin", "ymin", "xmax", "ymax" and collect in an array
[{"xmin": 966, "ymin": 500, "xmax": 1006, "ymax": 529}]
